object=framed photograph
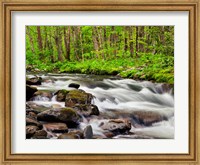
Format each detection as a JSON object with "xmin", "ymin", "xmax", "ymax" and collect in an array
[{"xmin": 1, "ymin": 0, "xmax": 199, "ymax": 164}]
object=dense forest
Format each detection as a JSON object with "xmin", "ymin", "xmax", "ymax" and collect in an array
[{"xmin": 26, "ymin": 26, "xmax": 174, "ymax": 84}]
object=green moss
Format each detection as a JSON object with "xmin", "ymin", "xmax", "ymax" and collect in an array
[{"xmin": 60, "ymin": 108, "xmax": 79, "ymax": 121}]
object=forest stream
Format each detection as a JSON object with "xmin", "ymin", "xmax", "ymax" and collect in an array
[{"xmin": 26, "ymin": 73, "xmax": 174, "ymax": 139}]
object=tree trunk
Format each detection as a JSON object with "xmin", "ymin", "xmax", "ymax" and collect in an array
[
  {"xmin": 129, "ymin": 26, "xmax": 134, "ymax": 57},
  {"xmin": 77, "ymin": 26, "xmax": 84, "ymax": 60},
  {"xmin": 160, "ymin": 26, "xmax": 165, "ymax": 45},
  {"xmin": 64, "ymin": 26, "xmax": 70, "ymax": 61},
  {"xmin": 138, "ymin": 26, "xmax": 144, "ymax": 52},
  {"xmin": 37, "ymin": 26, "xmax": 43, "ymax": 52},
  {"xmin": 111, "ymin": 26, "xmax": 116, "ymax": 57},
  {"xmin": 55, "ymin": 26, "xmax": 64, "ymax": 62},
  {"xmin": 103, "ymin": 26, "xmax": 107, "ymax": 58},
  {"xmin": 92, "ymin": 27, "xmax": 99, "ymax": 58},
  {"xmin": 135, "ymin": 26, "xmax": 139, "ymax": 57},
  {"xmin": 71, "ymin": 27, "xmax": 79, "ymax": 61},
  {"xmin": 26, "ymin": 26, "xmax": 35, "ymax": 53},
  {"xmin": 124, "ymin": 26, "xmax": 128, "ymax": 53}
]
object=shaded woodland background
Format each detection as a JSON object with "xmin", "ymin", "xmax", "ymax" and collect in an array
[{"xmin": 26, "ymin": 26, "xmax": 174, "ymax": 84}]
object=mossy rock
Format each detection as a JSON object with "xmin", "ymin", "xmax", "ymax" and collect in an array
[
  {"xmin": 65, "ymin": 90, "xmax": 93, "ymax": 107},
  {"xmin": 55, "ymin": 89, "xmax": 69, "ymax": 102},
  {"xmin": 37, "ymin": 108, "xmax": 80, "ymax": 128},
  {"xmin": 73, "ymin": 104, "xmax": 99, "ymax": 117}
]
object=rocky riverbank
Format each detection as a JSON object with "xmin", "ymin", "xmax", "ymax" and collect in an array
[{"xmin": 26, "ymin": 74, "xmax": 174, "ymax": 139}]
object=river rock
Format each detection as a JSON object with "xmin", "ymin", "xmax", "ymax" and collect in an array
[
  {"xmin": 27, "ymin": 111, "xmax": 37, "ymax": 118},
  {"xmin": 132, "ymin": 111, "xmax": 165, "ymax": 126},
  {"xmin": 68, "ymin": 83, "xmax": 80, "ymax": 89},
  {"xmin": 26, "ymin": 117, "xmax": 42, "ymax": 128},
  {"xmin": 58, "ymin": 130, "xmax": 83, "ymax": 139},
  {"xmin": 156, "ymin": 83, "xmax": 174, "ymax": 94},
  {"xmin": 26, "ymin": 76, "xmax": 42, "ymax": 85},
  {"xmin": 100, "ymin": 119, "xmax": 131, "ymax": 135},
  {"xmin": 43, "ymin": 123, "xmax": 68, "ymax": 133},
  {"xmin": 83, "ymin": 125, "xmax": 93, "ymax": 139},
  {"xmin": 54, "ymin": 89, "xmax": 69, "ymax": 102},
  {"xmin": 65, "ymin": 90, "xmax": 93, "ymax": 107},
  {"xmin": 31, "ymin": 90, "xmax": 53, "ymax": 101},
  {"xmin": 73, "ymin": 104, "xmax": 99, "ymax": 117},
  {"xmin": 26, "ymin": 101, "xmax": 51, "ymax": 113},
  {"xmin": 26, "ymin": 125, "xmax": 39, "ymax": 139},
  {"xmin": 32, "ymin": 130, "xmax": 48, "ymax": 139},
  {"xmin": 37, "ymin": 108, "xmax": 80, "ymax": 127},
  {"xmin": 26, "ymin": 85, "xmax": 37, "ymax": 101}
]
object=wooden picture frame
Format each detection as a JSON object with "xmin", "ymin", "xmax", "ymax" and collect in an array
[{"xmin": 0, "ymin": 0, "xmax": 199, "ymax": 164}]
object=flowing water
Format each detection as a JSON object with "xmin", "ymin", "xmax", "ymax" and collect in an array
[{"xmin": 27, "ymin": 73, "xmax": 174, "ymax": 139}]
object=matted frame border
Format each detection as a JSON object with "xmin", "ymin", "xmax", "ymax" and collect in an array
[{"xmin": 0, "ymin": 0, "xmax": 199, "ymax": 164}]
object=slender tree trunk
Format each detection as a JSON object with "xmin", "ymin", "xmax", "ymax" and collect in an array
[
  {"xmin": 92, "ymin": 27, "xmax": 99, "ymax": 58},
  {"xmin": 43, "ymin": 26, "xmax": 48, "ymax": 51},
  {"xmin": 77, "ymin": 26, "xmax": 84, "ymax": 60},
  {"xmin": 72, "ymin": 27, "xmax": 79, "ymax": 61},
  {"xmin": 55, "ymin": 26, "xmax": 64, "ymax": 62},
  {"xmin": 64, "ymin": 26, "xmax": 70, "ymax": 61},
  {"xmin": 37, "ymin": 26, "xmax": 43, "ymax": 52},
  {"xmin": 138, "ymin": 26, "xmax": 144, "ymax": 52},
  {"xmin": 48, "ymin": 27, "xmax": 54, "ymax": 62},
  {"xmin": 67, "ymin": 27, "xmax": 71, "ymax": 60},
  {"xmin": 103, "ymin": 26, "xmax": 107, "ymax": 59},
  {"xmin": 160, "ymin": 26, "xmax": 165, "ymax": 45},
  {"xmin": 110, "ymin": 26, "xmax": 116, "ymax": 57},
  {"xmin": 124, "ymin": 26, "xmax": 128, "ymax": 53},
  {"xmin": 135, "ymin": 26, "xmax": 139, "ymax": 57},
  {"xmin": 129, "ymin": 26, "xmax": 134, "ymax": 57},
  {"xmin": 99, "ymin": 27, "xmax": 105, "ymax": 60},
  {"xmin": 26, "ymin": 26, "xmax": 35, "ymax": 53}
]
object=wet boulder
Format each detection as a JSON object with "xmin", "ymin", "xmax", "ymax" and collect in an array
[
  {"xmin": 27, "ymin": 111, "xmax": 37, "ymax": 118},
  {"xmin": 31, "ymin": 90, "xmax": 53, "ymax": 101},
  {"xmin": 32, "ymin": 130, "xmax": 48, "ymax": 139},
  {"xmin": 100, "ymin": 119, "xmax": 131, "ymax": 136},
  {"xmin": 73, "ymin": 104, "xmax": 99, "ymax": 117},
  {"xmin": 43, "ymin": 123, "xmax": 68, "ymax": 133},
  {"xmin": 26, "ymin": 85, "xmax": 37, "ymax": 101},
  {"xmin": 65, "ymin": 90, "xmax": 93, "ymax": 107},
  {"xmin": 54, "ymin": 89, "xmax": 69, "ymax": 102},
  {"xmin": 83, "ymin": 125, "xmax": 93, "ymax": 139},
  {"xmin": 26, "ymin": 125, "xmax": 39, "ymax": 139},
  {"xmin": 26, "ymin": 101, "xmax": 51, "ymax": 113},
  {"xmin": 26, "ymin": 76, "xmax": 42, "ymax": 85},
  {"xmin": 68, "ymin": 83, "xmax": 80, "ymax": 89},
  {"xmin": 58, "ymin": 130, "xmax": 83, "ymax": 139},
  {"xmin": 37, "ymin": 108, "xmax": 80, "ymax": 128},
  {"xmin": 132, "ymin": 111, "xmax": 165, "ymax": 126},
  {"xmin": 26, "ymin": 117, "xmax": 42, "ymax": 128}
]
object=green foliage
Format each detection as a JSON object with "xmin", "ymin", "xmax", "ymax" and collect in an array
[
  {"xmin": 26, "ymin": 26, "xmax": 174, "ymax": 84},
  {"xmin": 119, "ymin": 53, "xmax": 174, "ymax": 84}
]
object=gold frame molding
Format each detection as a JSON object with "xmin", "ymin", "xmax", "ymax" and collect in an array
[{"xmin": 0, "ymin": 0, "xmax": 199, "ymax": 164}]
